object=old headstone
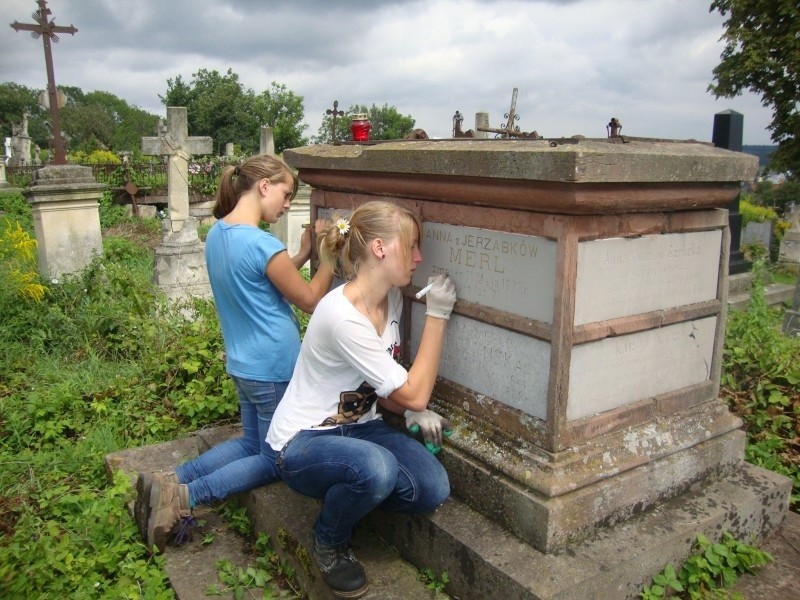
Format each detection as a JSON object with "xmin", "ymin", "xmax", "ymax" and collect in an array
[
  {"xmin": 0, "ymin": 155, "xmax": 9, "ymax": 189},
  {"xmin": 23, "ymin": 164, "xmax": 104, "ymax": 279},
  {"xmin": 475, "ymin": 112, "xmax": 489, "ymax": 139},
  {"xmin": 142, "ymin": 107, "xmax": 212, "ymax": 300},
  {"xmin": 713, "ymin": 109, "xmax": 751, "ymax": 275},
  {"xmin": 782, "ymin": 273, "xmax": 800, "ymax": 336},
  {"xmin": 742, "ymin": 220, "xmax": 773, "ymax": 250},
  {"xmin": 9, "ymin": 113, "xmax": 32, "ymax": 167},
  {"xmin": 224, "ymin": 143, "xmax": 234, "ymax": 157},
  {"xmin": 259, "ymin": 126, "xmax": 275, "ymax": 156},
  {"xmin": 779, "ymin": 211, "xmax": 800, "ymax": 271},
  {"xmin": 285, "ymin": 138, "xmax": 790, "ymax": 598}
]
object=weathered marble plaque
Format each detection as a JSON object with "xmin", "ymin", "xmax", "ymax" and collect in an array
[
  {"xmin": 410, "ymin": 304, "xmax": 551, "ymax": 420},
  {"xmin": 414, "ymin": 222, "xmax": 557, "ymax": 323},
  {"xmin": 574, "ymin": 230, "xmax": 722, "ymax": 325},
  {"xmin": 567, "ymin": 316, "xmax": 717, "ymax": 421}
]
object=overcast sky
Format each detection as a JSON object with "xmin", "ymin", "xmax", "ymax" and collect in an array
[{"xmin": 2, "ymin": 0, "xmax": 774, "ymax": 145}]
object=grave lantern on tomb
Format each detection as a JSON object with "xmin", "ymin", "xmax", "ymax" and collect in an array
[{"xmin": 349, "ymin": 113, "xmax": 371, "ymax": 142}]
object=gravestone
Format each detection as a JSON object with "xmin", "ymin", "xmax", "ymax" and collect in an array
[
  {"xmin": 782, "ymin": 274, "xmax": 800, "ymax": 336},
  {"xmin": 142, "ymin": 107, "xmax": 213, "ymax": 300},
  {"xmin": 23, "ymin": 165, "xmax": 104, "ymax": 279},
  {"xmin": 285, "ymin": 138, "xmax": 791, "ymax": 598},
  {"xmin": 0, "ymin": 156, "xmax": 9, "ymax": 189},
  {"xmin": 9, "ymin": 114, "xmax": 32, "ymax": 167},
  {"xmin": 742, "ymin": 220, "xmax": 772, "ymax": 250},
  {"xmin": 779, "ymin": 211, "xmax": 800, "ymax": 271}
]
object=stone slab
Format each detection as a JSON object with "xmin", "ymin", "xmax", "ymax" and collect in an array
[
  {"xmin": 568, "ymin": 316, "xmax": 716, "ymax": 420},
  {"xmin": 574, "ymin": 230, "xmax": 722, "ymax": 325},
  {"xmin": 411, "ymin": 305, "xmax": 551, "ymax": 420},
  {"xmin": 412, "ymin": 222, "xmax": 557, "ymax": 323},
  {"xmin": 286, "ymin": 139, "xmax": 758, "ymax": 184}
]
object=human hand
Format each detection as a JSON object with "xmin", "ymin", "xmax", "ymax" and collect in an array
[
  {"xmin": 313, "ymin": 218, "xmax": 329, "ymax": 236},
  {"xmin": 404, "ymin": 408, "xmax": 453, "ymax": 454},
  {"xmin": 425, "ymin": 275, "xmax": 457, "ymax": 320},
  {"xmin": 298, "ymin": 224, "xmax": 312, "ymax": 257}
]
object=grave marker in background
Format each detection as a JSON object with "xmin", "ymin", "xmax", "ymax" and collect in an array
[{"xmin": 142, "ymin": 107, "xmax": 212, "ymax": 301}]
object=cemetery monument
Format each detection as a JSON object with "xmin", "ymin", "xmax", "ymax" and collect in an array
[{"xmin": 282, "ymin": 136, "xmax": 791, "ymax": 598}]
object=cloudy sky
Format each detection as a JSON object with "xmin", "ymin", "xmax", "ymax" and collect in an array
[{"xmin": 2, "ymin": 0, "xmax": 774, "ymax": 145}]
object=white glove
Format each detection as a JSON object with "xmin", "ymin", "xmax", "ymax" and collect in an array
[
  {"xmin": 404, "ymin": 408, "xmax": 452, "ymax": 452},
  {"xmin": 425, "ymin": 275, "xmax": 457, "ymax": 320}
]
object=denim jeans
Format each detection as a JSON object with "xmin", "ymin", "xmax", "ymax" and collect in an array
[
  {"xmin": 277, "ymin": 419, "xmax": 450, "ymax": 548},
  {"xmin": 175, "ymin": 376, "xmax": 286, "ymax": 507}
]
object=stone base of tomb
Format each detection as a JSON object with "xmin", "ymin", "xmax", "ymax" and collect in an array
[
  {"xmin": 424, "ymin": 394, "xmax": 759, "ymax": 553},
  {"xmin": 366, "ymin": 459, "xmax": 790, "ymax": 600},
  {"xmin": 153, "ymin": 217, "xmax": 211, "ymax": 301}
]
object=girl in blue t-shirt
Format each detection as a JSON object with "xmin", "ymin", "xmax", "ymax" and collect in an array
[{"xmin": 137, "ymin": 154, "xmax": 334, "ymax": 552}]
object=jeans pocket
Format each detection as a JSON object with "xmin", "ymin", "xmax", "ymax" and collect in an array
[{"xmin": 232, "ymin": 377, "xmax": 281, "ymax": 414}]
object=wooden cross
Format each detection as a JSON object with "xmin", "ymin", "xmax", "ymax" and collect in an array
[
  {"xmin": 10, "ymin": 0, "xmax": 77, "ymax": 165},
  {"xmin": 142, "ymin": 107, "xmax": 212, "ymax": 233},
  {"xmin": 326, "ymin": 100, "xmax": 345, "ymax": 143}
]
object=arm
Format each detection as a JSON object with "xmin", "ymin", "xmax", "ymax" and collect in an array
[
  {"xmin": 386, "ymin": 276, "xmax": 456, "ymax": 412},
  {"xmin": 266, "ymin": 252, "xmax": 334, "ymax": 314}
]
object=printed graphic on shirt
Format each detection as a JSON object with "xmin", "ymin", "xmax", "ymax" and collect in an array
[
  {"xmin": 319, "ymin": 381, "xmax": 378, "ymax": 426},
  {"xmin": 388, "ymin": 342, "xmax": 401, "ymax": 362}
]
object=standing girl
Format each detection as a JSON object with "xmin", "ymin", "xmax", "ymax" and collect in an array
[
  {"xmin": 267, "ymin": 200, "xmax": 457, "ymax": 598},
  {"xmin": 138, "ymin": 154, "xmax": 334, "ymax": 552}
]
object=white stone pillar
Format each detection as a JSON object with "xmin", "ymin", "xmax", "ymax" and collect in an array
[
  {"xmin": 271, "ymin": 183, "xmax": 311, "ymax": 268},
  {"xmin": 475, "ymin": 112, "xmax": 490, "ymax": 139}
]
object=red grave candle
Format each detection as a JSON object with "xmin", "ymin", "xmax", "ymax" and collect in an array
[{"xmin": 350, "ymin": 113, "xmax": 371, "ymax": 142}]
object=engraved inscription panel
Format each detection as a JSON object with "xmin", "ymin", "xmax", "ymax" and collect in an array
[
  {"xmin": 567, "ymin": 316, "xmax": 717, "ymax": 421},
  {"xmin": 414, "ymin": 222, "xmax": 557, "ymax": 323},
  {"xmin": 410, "ymin": 304, "xmax": 550, "ymax": 420},
  {"xmin": 574, "ymin": 230, "xmax": 722, "ymax": 325}
]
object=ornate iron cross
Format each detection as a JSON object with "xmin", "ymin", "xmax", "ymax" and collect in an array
[
  {"xmin": 10, "ymin": 0, "xmax": 77, "ymax": 165},
  {"xmin": 326, "ymin": 100, "xmax": 345, "ymax": 144}
]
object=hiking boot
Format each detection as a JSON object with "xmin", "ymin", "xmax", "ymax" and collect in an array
[
  {"xmin": 312, "ymin": 537, "xmax": 369, "ymax": 598},
  {"xmin": 146, "ymin": 481, "xmax": 191, "ymax": 553},
  {"xmin": 134, "ymin": 471, "xmax": 178, "ymax": 540}
]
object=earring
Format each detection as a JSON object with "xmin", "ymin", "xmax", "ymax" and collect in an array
[{"xmin": 380, "ymin": 253, "xmax": 385, "ymax": 259}]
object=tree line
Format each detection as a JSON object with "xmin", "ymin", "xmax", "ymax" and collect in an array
[{"xmin": 0, "ymin": 69, "xmax": 417, "ymax": 162}]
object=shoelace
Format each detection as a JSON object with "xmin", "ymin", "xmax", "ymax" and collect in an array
[{"xmin": 171, "ymin": 513, "xmax": 197, "ymax": 546}]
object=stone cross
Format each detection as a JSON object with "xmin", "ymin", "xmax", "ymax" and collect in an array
[
  {"xmin": 10, "ymin": 0, "xmax": 77, "ymax": 165},
  {"xmin": 476, "ymin": 88, "xmax": 541, "ymax": 139},
  {"xmin": 142, "ymin": 107, "xmax": 212, "ymax": 233}
]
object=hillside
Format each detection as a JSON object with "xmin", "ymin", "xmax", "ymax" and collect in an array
[{"xmin": 742, "ymin": 145, "xmax": 777, "ymax": 168}]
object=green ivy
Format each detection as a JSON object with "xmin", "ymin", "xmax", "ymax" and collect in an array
[{"xmin": 641, "ymin": 533, "xmax": 772, "ymax": 599}]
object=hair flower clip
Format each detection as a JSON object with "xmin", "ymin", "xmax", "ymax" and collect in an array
[{"xmin": 335, "ymin": 218, "xmax": 350, "ymax": 235}]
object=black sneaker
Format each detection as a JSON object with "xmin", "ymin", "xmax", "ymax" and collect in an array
[{"xmin": 312, "ymin": 537, "xmax": 370, "ymax": 598}]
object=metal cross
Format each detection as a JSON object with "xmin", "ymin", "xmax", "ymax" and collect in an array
[
  {"xmin": 326, "ymin": 100, "xmax": 345, "ymax": 144},
  {"xmin": 477, "ymin": 87, "xmax": 541, "ymax": 139},
  {"xmin": 11, "ymin": 0, "xmax": 77, "ymax": 165}
]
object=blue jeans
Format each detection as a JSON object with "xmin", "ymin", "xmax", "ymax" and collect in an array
[
  {"xmin": 175, "ymin": 376, "xmax": 286, "ymax": 506},
  {"xmin": 277, "ymin": 419, "xmax": 450, "ymax": 548}
]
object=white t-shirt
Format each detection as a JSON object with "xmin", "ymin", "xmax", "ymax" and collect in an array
[{"xmin": 267, "ymin": 285, "xmax": 409, "ymax": 450}]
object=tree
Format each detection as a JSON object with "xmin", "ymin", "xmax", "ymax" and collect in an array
[
  {"xmin": 160, "ymin": 69, "xmax": 307, "ymax": 155},
  {"xmin": 709, "ymin": 0, "xmax": 800, "ymax": 176},
  {"xmin": 311, "ymin": 103, "xmax": 416, "ymax": 145},
  {"xmin": 0, "ymin": 82, "xmax": 49, "ymax": 148}
]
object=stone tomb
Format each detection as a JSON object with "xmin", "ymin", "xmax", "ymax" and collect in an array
[{"xmin": 286, "ymin": 139, "xmax": 790, "ymax": 559}]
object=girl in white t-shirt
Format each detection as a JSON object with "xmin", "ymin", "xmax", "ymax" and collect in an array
[{"xmin": 267, "ymin": 200, "xmax": 457, "ymax": 599}]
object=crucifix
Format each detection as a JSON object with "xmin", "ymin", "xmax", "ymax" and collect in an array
[
  {"xmin": 326, "ymin": 100, "xmax": 345, "ymax": 143},
  {"xmin": 477, "ymin": 87, "xmax": 541, "ymax": 139},
  {"xmin": 10, "ymin": 0, "xmax": 77, "ymax": 166},
  {"xmin": 142, "ymin": 107, "xmax": 212, "ymax": 233}
]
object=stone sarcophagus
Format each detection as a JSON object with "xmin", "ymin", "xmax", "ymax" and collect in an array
[{"xmin": 285, "ymin": 138, "xmax": 787, "ymax": 555}]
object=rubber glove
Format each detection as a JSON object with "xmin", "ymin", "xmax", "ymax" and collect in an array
[
  {"xmin": 405, "ymin": 409, "xmax": 453, "ymax": 454},
  {"xmin": 425, "ymin": 274, "xmax": 457, "ymax": 320}
]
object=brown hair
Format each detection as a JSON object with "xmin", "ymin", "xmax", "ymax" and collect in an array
[
  {"xmin": 213, "ymin": 154, "xmax": 299, "ymax": 219},
  {"xmin": 318, "ymin": 200, "xmax": 422, "ymax": 280}
]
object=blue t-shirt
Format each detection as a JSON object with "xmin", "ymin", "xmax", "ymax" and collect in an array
[{"xmin": 205, "ymin": 221, "xmax": 301, "ymax": 381}]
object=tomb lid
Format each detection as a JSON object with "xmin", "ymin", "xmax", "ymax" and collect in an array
[{"xmin": 285, "ymin": 138, "xmax": 757, "ymax": 185}]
